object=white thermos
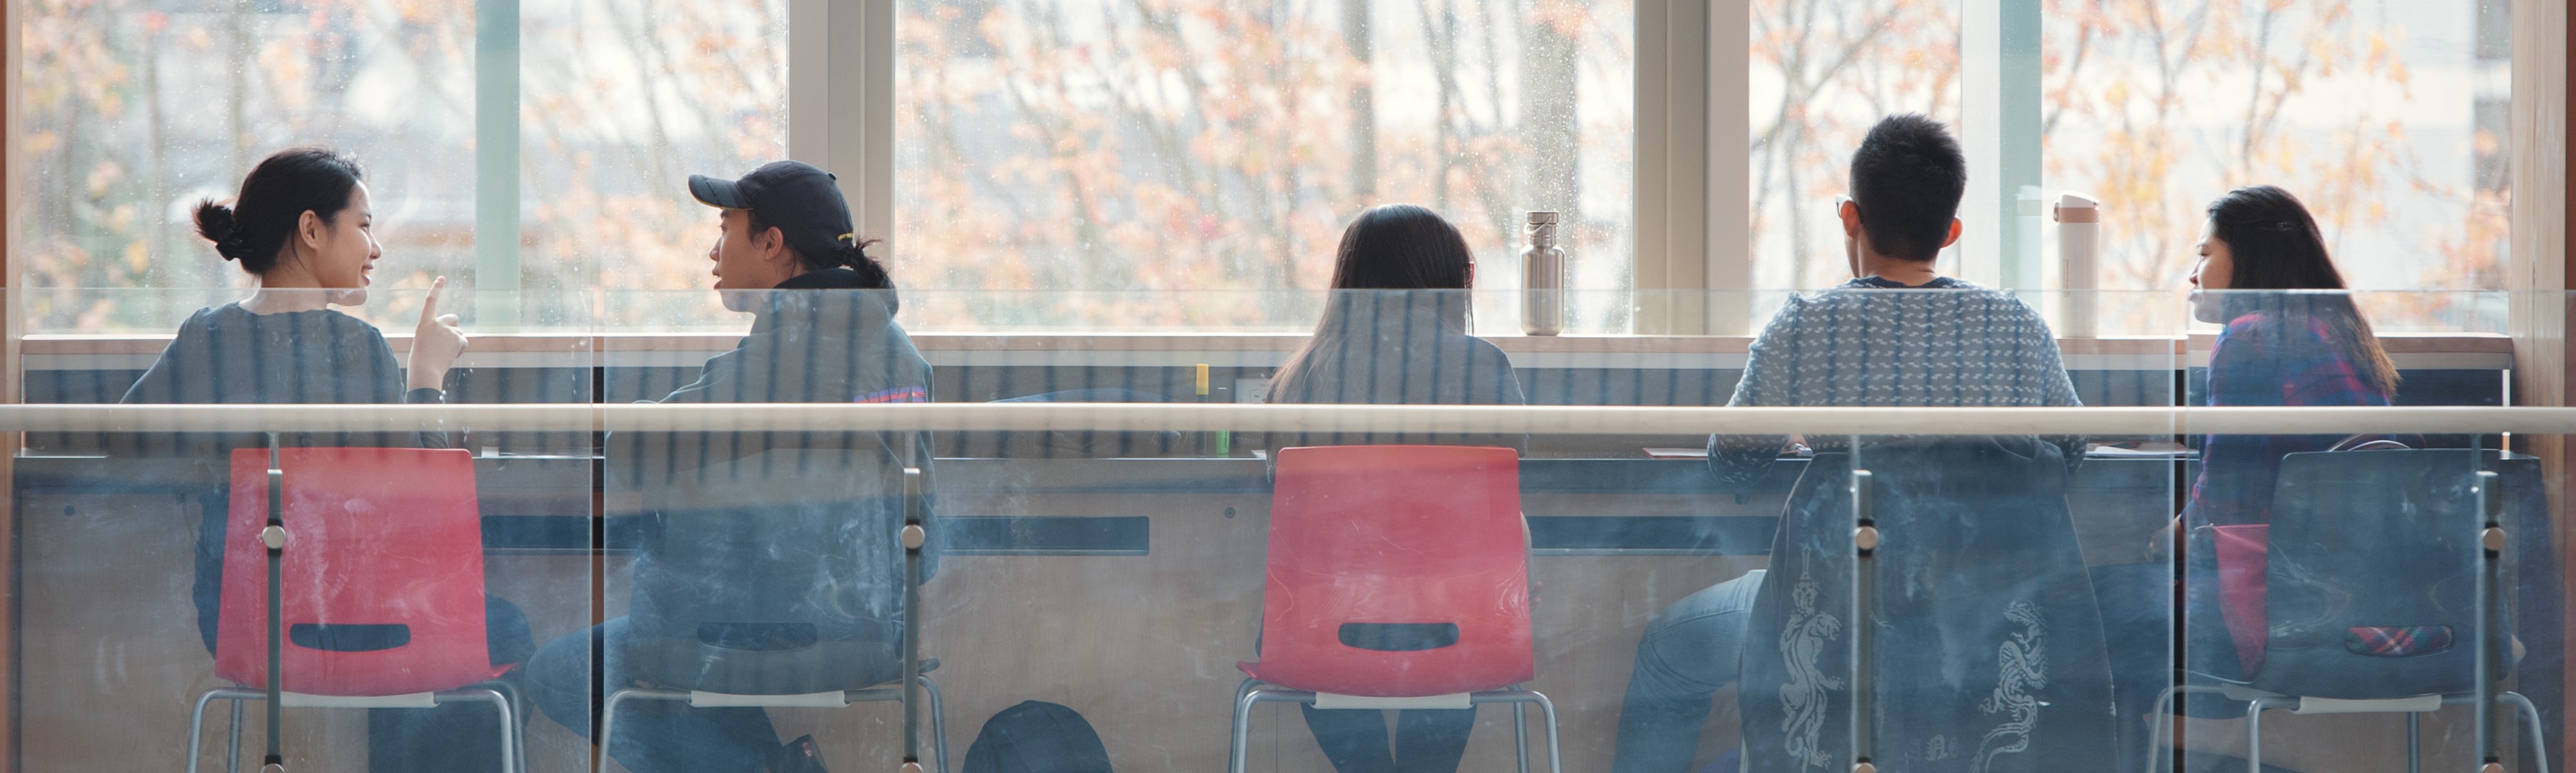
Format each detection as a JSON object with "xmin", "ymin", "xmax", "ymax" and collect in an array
[
  {"xmin": 1522, "ymin": 211, "xmax": 1564, "ymax": 336},
  {"xmin": 2055, "ymin": 193, "xmax": 2099, "ymax": 338}
]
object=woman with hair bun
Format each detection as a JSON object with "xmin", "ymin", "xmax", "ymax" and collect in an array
[
  {"xmin": 120, "ymin": 147, "xmax": 523, "ymax": 773},
  {"xmin": 124, "ymin": 146, "xmax": 468, "ymax": 411}
]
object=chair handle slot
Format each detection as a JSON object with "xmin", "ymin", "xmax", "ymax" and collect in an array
[
  {"xmin": 1337, "ymin": 622, "xmax": 1461, "ymax": 651},
  {"xmin": 286, "ymin": 624, "xmax": 412, "ymax": 653}
]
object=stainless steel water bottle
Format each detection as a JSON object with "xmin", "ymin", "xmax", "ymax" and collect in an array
[{"xmin": 1522, "ymin": 211, "xmax": 1564, "ymax": 336}]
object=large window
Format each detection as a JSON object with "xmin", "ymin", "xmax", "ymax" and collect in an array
[
  {"xmin": 1747, "ymin": 0, "xmax": 2513, "ymax": 300},
  {"xmin": 19, "ymin": 0, "xmax": 788, "ymax": 331},
  {"xmin": 522, "ymin": 0, "xmax": 789, "ymax": 303},
  {"xmin": 20, "ymin": 0, "xmax": 479, "ymax": 327},
  {"xmin": 1741, "ymin": 0, "xmax": 1960, "ymax": 292},
  {"xmin": 2042, "ymin": 0, "xmax": 2511, "ymax": 294},
  {"xmin": 13, "ymin": 0, "xmax": 2524, "ymax": 333},
  {"xmin": 892, "ymin": 0, "xmax": 1637, "ymax": 329}
]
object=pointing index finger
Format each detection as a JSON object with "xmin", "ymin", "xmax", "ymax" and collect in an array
[{"xmin": 420, "ymin": 276, "xmax": 446, "ymax": 325}]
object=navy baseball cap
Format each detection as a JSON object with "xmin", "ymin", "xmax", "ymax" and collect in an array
[{"xmin": 688, "ymin": 160, "xmax": 856, "ymax": 260}]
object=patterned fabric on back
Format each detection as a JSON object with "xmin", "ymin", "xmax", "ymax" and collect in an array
[
  {"xmin": 1736, "ymin": 437, "xmax": 2117, "ymax": 773},
  {"xmin": 2181, "ymin": 311, "xmax": 2392, "ymax": 528},
  {"xmin": 1711, "ymin": 277, "xmax": 2082, "ymax": 490},
  {"xmin": 1727, "ymin": 277, "xmax": 2077, "ymax": 409}
]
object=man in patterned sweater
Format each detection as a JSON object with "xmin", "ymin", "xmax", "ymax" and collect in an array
[{"xmin": 1609, "ymin": 113, "xmax": 2085, "ymax": 772}]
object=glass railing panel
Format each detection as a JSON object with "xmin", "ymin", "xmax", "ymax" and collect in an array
[
  {"xmin": 8, "ymin": 285, "xmax": 2555, "ymax": 771},
  {"xmin": 2168, "ymin": 432, "xmax": 2512, "ymax": 771},
  {"xmin": 11, "ymin": 287, "xmax": 598, "ymax": 772},
  {"xmin": 2161, "ymin": 289, "xmax": 2529, "ymax": 773}
]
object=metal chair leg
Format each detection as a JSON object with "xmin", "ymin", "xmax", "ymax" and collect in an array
[
  {"xmin": 2506, "ymin": 691, "xmax": 2552, "ymax": 773},
  {"xmin": 2407, "ymin": 711, "xmax": 2422, "ymax": 773},
  {"xmin": 1227, "ymin": 687, "xmax": 1262, "ymax": 773},
  {"xmin": 2143, "ymin": 685, "xmax": 2229, "ymax": 773},
  {"xmin": 1531, "ymin": 692, "xmax": 1564, "ymax": 773},
  {"xmin": 918, "ymin": 674, "xmax": 951, "ymax": 773},
  {"xmin": 1468, "ymin": 691, "xmax": 1561, "ymax": 773},
  {"xmin": 1229, "ymin": 689, "xmax": 1318, "ymax": 773},
  {"xmin": 187, "ymin": 689, "xmax": 263, "ymax": 773},
  {"xmin": 226, "ymin": 698, "xmax": 243, "ymax": 773},
  {"xmin": 595, "ymin": 689, "xmax": 636, "ymax": 773},
  {"xmin": 1231, "ymin": 680, "xmax": 1262, "ymax": 768},
  {"xmin": 1512, "ymin": 700, "xmax": 1530, "ymax": 773},
  {"xmin": 440, "ymin": 688, "xmax": 520, "ymax": 773},
  {"xmin": 185, "ymin": 689, "xmax": 218, "ymax": 773},
  {"xmin": 486, "ymin": 679, "xmax": 529, "ymax": 773},
  {"xmin": 2245, "ymin": 696, "xmax": 2284, "ymax": 773}
]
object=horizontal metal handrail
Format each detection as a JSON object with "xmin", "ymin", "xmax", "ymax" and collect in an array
[{"xmin": 6, "ymin": 403, "xmax": 2574, "ymax": 436}]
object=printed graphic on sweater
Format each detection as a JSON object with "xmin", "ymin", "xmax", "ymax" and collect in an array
[{"xmin": 855, "ymin": 386, "xmax": 930, "ymax": 404}]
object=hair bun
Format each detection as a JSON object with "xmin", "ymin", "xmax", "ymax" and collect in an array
[{"xmin": 192, "ymin": 200, "xmax": 248, "ymax": 262}]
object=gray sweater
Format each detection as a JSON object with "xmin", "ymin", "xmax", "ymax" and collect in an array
[
  {"xmin": 1710, "ymin": 276, "xmax": 2083, "ymax": 489},
  {"xmin": 117, "ymin": 301, "xmax": 444, "ymax": 455}
]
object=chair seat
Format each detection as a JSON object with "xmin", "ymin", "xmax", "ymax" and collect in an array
[
  {"xmin": 2216, "ymin": 683, "xmax": 2445, "ymax": 714},
  {"xmin": 1309, "ymin": 692, "xmax": 1473, "ymax": 710},
  {"xmin": 662, "ymin": 658, "xmax": 941, "ymax": 708},
  {"xmin": 1235, "ymin": 660, "xmax": 1519, "ymax": 699}
]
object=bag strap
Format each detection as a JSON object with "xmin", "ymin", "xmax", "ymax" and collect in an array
[{"xmin": 2327, "ymin": 434, "xmax": 2412, "ymax": 453}]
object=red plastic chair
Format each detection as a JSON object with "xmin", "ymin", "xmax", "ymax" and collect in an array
[
  {"xmin": 1227, "ymin": 445, "xmax": 1560, "ymax": 773},
  {"xmin": 185, "ymin": 448, "xmax": 521, "ymax": 773}
]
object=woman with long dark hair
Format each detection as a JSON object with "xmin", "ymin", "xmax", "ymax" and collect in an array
[
  {"xmin": 1266, "ymin": 204, "xmax": 1524, "ymax": 429},
  {"xmin": 2101, "ymin": 186, "xmax": 2407, "ymax": 747},
  {"xmin": 2184, "ymin": 184, "xmax": 2400, "ymax": 528},
  {"xmin": 120, "ymin": 147, "xmax": 523, "ymax": 772},
  {"xmin": 1262, "ymin": 204, "xmax": 1523, "ymax": 773}
]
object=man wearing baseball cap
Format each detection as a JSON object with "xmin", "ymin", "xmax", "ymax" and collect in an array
[{"xmin": 526, "ymin": 160, "xmax": 936, "ymax": 773}]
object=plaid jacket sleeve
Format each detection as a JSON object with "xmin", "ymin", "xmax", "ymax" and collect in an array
[{"xmin": 2185, "ymin": 314, "xmax": 2391, "ymax": 526}]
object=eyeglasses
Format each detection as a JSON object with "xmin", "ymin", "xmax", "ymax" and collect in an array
[{"xmin": 1833, "ymin": 195, "xmax": 1859, "ymax": 216}]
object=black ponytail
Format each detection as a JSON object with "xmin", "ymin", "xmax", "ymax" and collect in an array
[
  {"xmin": 195, "ymin": 148, "xmax": 366, "ymax": 274},
  {"xmin": 832, "ymin": 237, "xmax": 894, "ymax": 290},
  {"xmin": 749, "ymin": 209, "xmax": 895, "ymax": 290}
]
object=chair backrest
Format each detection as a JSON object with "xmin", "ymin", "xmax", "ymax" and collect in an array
[
  {"xmin": 623, "ymin": 448, "xmax": 912, "ymax": 695},
  {"xmin": 2255, "ymin": 448, "xmax": 2486, "ymax": 698},
  {"xmin": 1253, "ymin": 444, "xmax": 1531, "ymax": 696},
  {"xmin": 215, "ymin": 447, "xmax": 495, "ymax": 695},
  {"xmin": 1737, "ymin": 437, "xmax": 2117, "ymax": 773}
]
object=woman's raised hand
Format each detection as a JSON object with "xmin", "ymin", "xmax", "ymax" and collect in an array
[{"xmin": 406, "ymin": 276, "xmax": 468, "ymax": 390}]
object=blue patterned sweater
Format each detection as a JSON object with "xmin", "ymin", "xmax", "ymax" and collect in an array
[{"xmin": 1709, "ymin": 276, "xmax": 2084, "ymax": 488}]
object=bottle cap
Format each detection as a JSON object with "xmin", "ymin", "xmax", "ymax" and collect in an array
[{"xmin": 1527, "ymin": 211, "xmax": 1559, "ymax": 225}]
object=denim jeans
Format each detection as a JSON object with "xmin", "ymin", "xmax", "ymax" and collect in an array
[
  {"xmin": 1610, "ymin": 570, "xmax": 1765, "ymax": 773},
  {"xmin": 526, "ymin": 617, "xmax": 787, "ymax": 773},
  {"xmin": 1297, "ymin": 703, "xmax": 1475, "ymax": 773},
  {"xmin": 1251, "ymin": 627, "xmax": 1477, "ymax": 773}
]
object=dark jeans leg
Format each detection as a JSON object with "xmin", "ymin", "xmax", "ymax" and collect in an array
[
  {"xmin": 1298, "ymin": 705, "xmax": 1397, "ymax": 773},
  {"xmin": 366, "ymin": 595, "xmax": 536, "ymax": 773},
  {"xmin": 526, "ymin": 616, "xmax": 782, "ymax": 773},
  {"xmin": 1611, "ymin": 570, "xmax": 1765, "ymax": 773},
  {"xmin": 1391, "ymin": 709, "xmax": 1475, "ymax": 772},
  {"xmin": 2090, "ymin": 562, "xmax": 2175, "ymax": 773}
]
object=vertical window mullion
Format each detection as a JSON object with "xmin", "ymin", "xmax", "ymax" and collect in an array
[{"xmin": 475, "ymin": 0, "xmax": 522, "ymax": 329}]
